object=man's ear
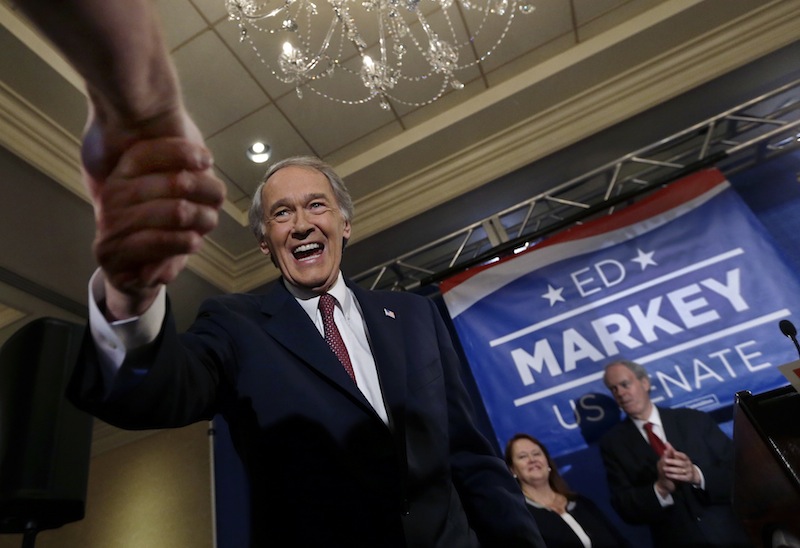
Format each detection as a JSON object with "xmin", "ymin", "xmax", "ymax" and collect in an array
[
  {"xmin": 259, "ymin": 241, "xmax": 270, "ymax": 256},
  {"xmin": 343, "ymin": 218, "xmax": 352, "ymax": 240}
]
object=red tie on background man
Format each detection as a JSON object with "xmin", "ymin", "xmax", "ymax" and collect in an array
[
  {"xmin": 319, "ymin": 294, "xmax": 357, "ymax": 384},
  {"xmin": 644, "ymin": 422, "xmax": 667, "ymax": 457}
]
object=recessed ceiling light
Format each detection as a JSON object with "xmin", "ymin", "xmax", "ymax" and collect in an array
[{"xmin": 246, "ymin": 142, "xmax": 271, "ymax": 163}]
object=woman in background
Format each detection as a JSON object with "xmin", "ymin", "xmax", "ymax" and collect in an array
[{"xmin": 505, "ymin": 433, "xmax": 630, "ymax": 548}]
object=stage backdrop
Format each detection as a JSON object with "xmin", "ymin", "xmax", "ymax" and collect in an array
[{"xmin": 441, "ymin": 168, "xmax": 800, "ymax": 458}]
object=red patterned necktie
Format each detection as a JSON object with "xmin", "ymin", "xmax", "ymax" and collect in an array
[
  {"xmin": 318, "ymin": 294, "xmax": 356, "ymax": 384},
  {"xmin": 644, "ymin": 422, "xmax": 667, "ymax": 457}
]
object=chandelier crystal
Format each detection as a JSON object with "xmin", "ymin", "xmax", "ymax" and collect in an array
[{"xmin": 225, "ymin": 0, "xmax": 534, "ymax": 109}]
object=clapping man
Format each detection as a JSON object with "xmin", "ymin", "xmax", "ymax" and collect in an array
[{"xmin": 599, "ymin": 359, "xmax": 750, "ymax": 548}]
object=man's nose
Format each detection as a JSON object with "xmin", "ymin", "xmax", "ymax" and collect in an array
[{"xmin": 292, "ymin": 209, "xmax": 313, "ymax": 234}]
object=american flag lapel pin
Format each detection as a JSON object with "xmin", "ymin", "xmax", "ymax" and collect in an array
[{"xmin": 383, "ymin": 308, "xmax": 396, "ymax": 319}]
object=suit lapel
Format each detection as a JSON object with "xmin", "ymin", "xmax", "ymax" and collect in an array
[
  {"xmin": 659, "ymin": 407, "xmax": 684, "ymax": 449},
  {"xmin": 625, "ymin": 417, "xmax": 656, "ymax": 456},
  {"xmin": 349, "ymin": 282, "xmax": 410, "ymax": 494},
  {"xmin": 258, "ymin": 281, "xmax": 372, "ymax": 411},
  {"xmin": 623, "ymin": 416, "xmax": 659, "ymax": 462},
  {"xmin": 348, "ymin": 282, "xmax": 408, "ymax": 432}
]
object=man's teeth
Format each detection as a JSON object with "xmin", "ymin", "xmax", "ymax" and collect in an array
[{"xmin": 293, "ymin": 243, "xmax": 321, "ymax": 257}]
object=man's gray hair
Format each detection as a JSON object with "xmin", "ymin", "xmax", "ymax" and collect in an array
[
  {"xmin": 603, "ymin": 359, "xmax": 649, "ymax": 383},
  {"xmin": 248, "ymin": 156, "xmax": 355, "ymax": 242}
]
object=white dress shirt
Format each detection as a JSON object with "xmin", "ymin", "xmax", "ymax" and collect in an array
[
  {"xmin": 285, "ymin": 272, "xmax": 388, "ymax": 424},
  {"xmin": 525, "ymin": 498, "xmax": 592, "ymax": 548}
]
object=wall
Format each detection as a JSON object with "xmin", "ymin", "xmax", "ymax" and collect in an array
[{"xmin": 0, "ymin": 422, "xmax": 212, "ymax": 548}]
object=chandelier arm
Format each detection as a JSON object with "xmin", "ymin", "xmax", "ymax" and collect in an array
[
  {"xmin": 391, "ymin": 12, "xmax": 428, "ymax": 65},
  {"xmin": 452, "ymin": 0, "xmax": 519, "ymax": 69},
  {"xmin": 377, "ymin": 2, "xmax": 389, "ymax": 67},
  {"xmin": 413, "ymin": 7, "xmax": 437, "ymax": 45},
  {"xmin": 226, "ymin": 0, "xmax": 290, "ymax": 22},
  {"xmin": 312, "ymin": 4, "xmax": 342, "ymax": 67}
]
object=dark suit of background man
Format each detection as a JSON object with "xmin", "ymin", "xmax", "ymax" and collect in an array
[
  {"xmin": 598, "ymin": 359, "xmax": 751, "ymax": 548},
  {"xmin": 69, "ymin": 154, "xmax": 546, "ymax": 547}
]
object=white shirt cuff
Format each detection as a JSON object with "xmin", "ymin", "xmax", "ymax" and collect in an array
[
  {"xmin": 654, "ymin": 484, "xmax": 674, "ymax": 507},
  {"xmin": 88, "ymin": 269, "xmax": 166, "ymax": 385},
  {"xmin": 692, "ymin": 465, "xmax": 706, "ymax": 490}
]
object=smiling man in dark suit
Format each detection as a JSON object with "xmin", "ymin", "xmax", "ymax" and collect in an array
[
  {"xmin": 70, "ymin": 153, "xmax": 544, "ymax": 547},
  {"xmin": 599, "ymin": 359, "xmax": 750, "ymax": 548}
]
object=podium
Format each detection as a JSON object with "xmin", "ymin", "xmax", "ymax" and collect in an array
[{"xmin": 733, "ymin": 385, "xmax": 800, "ymax": 547}]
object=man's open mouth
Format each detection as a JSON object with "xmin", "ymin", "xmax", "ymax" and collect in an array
[{"xmin": 293, "ymin": 242, "xmax": 323, "ymax": 260}]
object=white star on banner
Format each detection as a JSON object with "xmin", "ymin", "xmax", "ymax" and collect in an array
[
  {"xmin": 541, "ymin": 284, "xmax": 565, "ymax": 307},
  {"xmin": 631, "ymin": 248, "xmax": 657, "ymax": 270}
]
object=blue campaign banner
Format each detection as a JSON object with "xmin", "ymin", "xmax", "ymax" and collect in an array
[{"xmin": 441, "ymin": 169, "xmax": 800, "ymax": 457}]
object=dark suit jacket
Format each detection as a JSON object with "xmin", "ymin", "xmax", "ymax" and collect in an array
[
  {"xmin": 70, "ymin": 279, "xmax": 544, "ymax": 547},
  {"xmin": 525, "ymin": 494, "xmax": 630, "ymax": 548},
  {"xmin": 598, "ymin": 407, "xmax": 750, "ymax": 548}
]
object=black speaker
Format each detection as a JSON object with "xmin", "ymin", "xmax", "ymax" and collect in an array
[{"xmin": 0, "ymin": 317, "xmax": 93, "ymax": 535}]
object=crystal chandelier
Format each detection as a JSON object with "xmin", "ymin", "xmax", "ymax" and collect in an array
[{"xmin": 225, "ymin": 0, "xmax": 533, "ymax": 110}]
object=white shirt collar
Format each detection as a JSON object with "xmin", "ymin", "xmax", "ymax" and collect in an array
[
  {"xmin": 631, "ymin": 404, "xmax": 662, "ymax": 430},
  {"xmin": 285, "ymin": 271, "xmax": 351, "ymax": 320}
]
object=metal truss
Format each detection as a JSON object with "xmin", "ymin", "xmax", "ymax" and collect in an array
[{"xmin": 353, "ymin": 79, "xmax": 800, "ymax": 292}]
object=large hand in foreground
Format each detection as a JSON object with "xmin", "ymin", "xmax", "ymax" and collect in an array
[
  {"xmin": 81, "ymin": 103, "xmax": 201, "ymax": 190},
  {"xmin": 89, "ymin": 136, "xmax": 226, "ymax": 320}
]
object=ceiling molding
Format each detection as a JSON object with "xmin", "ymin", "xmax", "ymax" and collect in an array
[
  {"xmin": 0, "ymin": 81, "xmax": 84, "ymax": 198},
  {"xmin": 348, "ymin": 0, "xmax": 800, "ymax": 244},
  {"xmin": 0, "ymin": 2, "xmax": 84, "ymax": 91},
  {"xmin": 231, "ymin": 256, "xmax": 280, "ymax": 292},
  {"xmin": 222, "ymin": 198, "xmax": 248, "ymax": 226},
  {"xmin": 187, "ymin": 238, "xmax": 279, "ymax": 292}
]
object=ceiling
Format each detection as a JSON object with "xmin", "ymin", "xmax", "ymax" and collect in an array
[{"xmin": 0, "ymin": 0, "xmax": 798, "ymax": 454}]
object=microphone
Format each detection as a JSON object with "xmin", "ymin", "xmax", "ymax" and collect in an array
[{"xmin": 779, "ymin": 319, "xmax": 800, "ymax": 360}]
